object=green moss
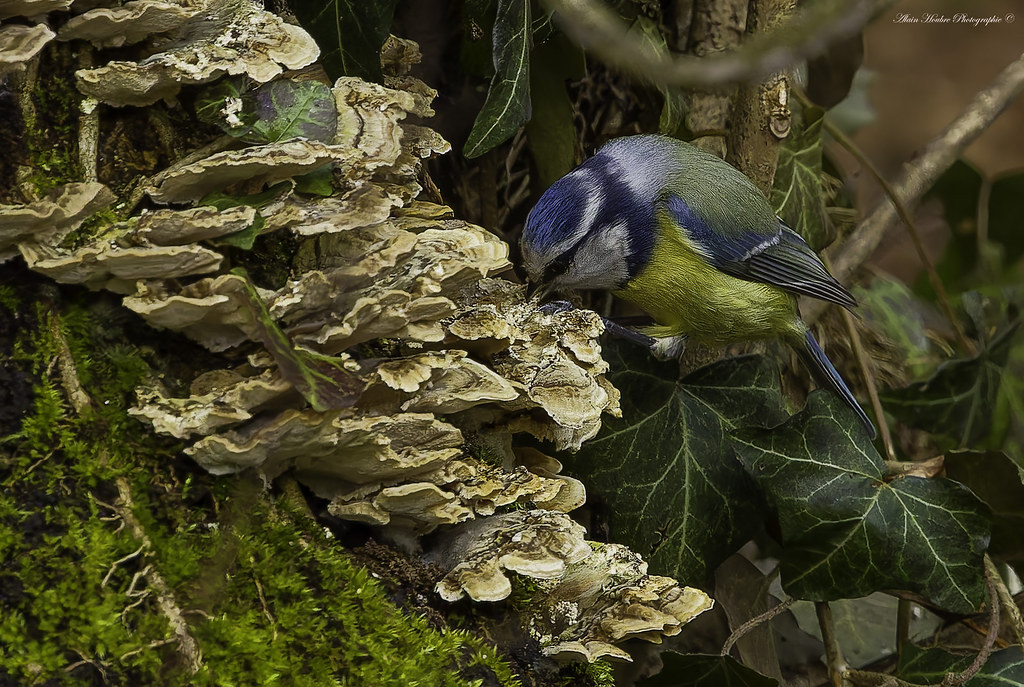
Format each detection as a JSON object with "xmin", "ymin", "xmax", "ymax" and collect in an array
[
  {"xmin": 0, "ymin": 284, "xmax": 20, "ymax": 312},
  {"xmin": 0, "ymin": 289, "xmax": 522, "ymax": 686},
  {"xmin": 22, "ymin": 44, "xmax": 83, "ymax": 196},
  {"xmin": 60, "ymin": 208, "xmax": 124, "ymax": 249},
  {"xmin": 557, "ymin": 661, "xmax": 616, "ymax": 687}
]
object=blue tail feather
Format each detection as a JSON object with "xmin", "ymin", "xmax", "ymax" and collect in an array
[{"xmin": 801, "ymin": 330, "xmax": 877, "ymax": 439}]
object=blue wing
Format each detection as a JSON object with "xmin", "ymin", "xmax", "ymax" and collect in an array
[{"xmin": 664, "ymin": 194, "xmax": 856, "ymax": 308}]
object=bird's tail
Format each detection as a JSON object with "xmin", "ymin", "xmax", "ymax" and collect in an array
[{"xmin": 798, "ymin": 329, "xmax": 877, "ymax": 439}]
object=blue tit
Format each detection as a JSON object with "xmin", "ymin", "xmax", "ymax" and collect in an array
[{"xmin": 520, "ymin": 134, "xmax": 876, "ymax": 438}]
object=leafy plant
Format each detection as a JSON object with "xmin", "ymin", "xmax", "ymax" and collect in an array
[{"xmin": 196, "ymin": 78, "xmax": 337, "ymax": 145}]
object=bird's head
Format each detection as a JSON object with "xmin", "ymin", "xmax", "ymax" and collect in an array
[{"xmin": 520, "ymin": 136, "xmax": 669, "ymax": 298}]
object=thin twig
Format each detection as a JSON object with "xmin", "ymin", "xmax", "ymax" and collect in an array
[
  {"xmin": 101, "ymin": 543, "xmax": 147, "ymax": 588},
  {"xmin": 942, "ymin": 558, "xmax": 1001, "ymax": 685},
  {"xmin": 844, "ymin": 669, "xmax": 927, "ymax": 687},
  {"xmin": 817, "ymin": 601, "xmax": 848, "ymax": 687},
  {"xmin": 809, "ymin": 49, "xmax": 1024, "ymax": 324},
  {"xmin": 49, "ymin": 314, "xmax": 93, "ymax": 414},
  {"xmin": 721, "ymin": 596, "xmax": 796, "ymax": 656},
  {"xmin": 897, "ymin": 599, "xmax": 912, "ymax": 663},
  {"xmin": 118, "ymin": 638, "xmax": 177, "ymax": 663},
  {"xmin": 808, "ymin": 93, "xmax": 972, "ymax": 354},
  {"xmin": 77, "ymin": 47, "xmax": 99, "ymax": 183},
  {"xmin": 542, "ymin": 0, "xmax": 894, "ymax": 89},
  {"xmin": 116, "ymin": 478, "xmax": 204, "ymax": 674},
  {"xmin": 250, "ymin": 555, "xmax": 278, "ymax": 642},
  {"xmin": 985, "ymin": 555, "xmax": 1024, "ymax": 650},
  {"xmin": 45, "ymin": 310, "xmax": 203, "ymax": 672},
  {"xmin": 837, "ymin": 292, "xmax": 895, "ymax": 459}
]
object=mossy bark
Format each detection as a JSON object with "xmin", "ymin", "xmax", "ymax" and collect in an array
[{"xmin": 0, "ymin": 273, "xmax": 526, "ymax": 685}]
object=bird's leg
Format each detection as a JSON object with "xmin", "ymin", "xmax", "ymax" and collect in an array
[
  {"xmin": 537, "ymin": 301, "xmax": 682, "ymax": 360},
  {"xmin": 600, "ymin": 317, "xmax": 658, "ymax": 349},
  {"xmin": 650, "ymin": 335, "xmax": 688, "ymax": 361}
]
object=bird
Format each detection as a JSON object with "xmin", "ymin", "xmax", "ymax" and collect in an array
[{"xmin": 520, "ymin": 133, "xmax": 876, "ymax": 439}]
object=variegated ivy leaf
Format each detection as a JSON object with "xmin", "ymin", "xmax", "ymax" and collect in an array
[
  {"xmin": 464, "ymin": 0, "xmax": 531, "ymax": 158},
  {"xmin": 770, "ymin": 105, "xmax": 830, "ymax": 250},
  {"xmin": 563, "ymin": 344, "xmax": 787, "ymax": 585},
  {"xmin": 898, "ymin": 645, "xmax": 1024, "ymax": 685},
  {"xmin": 733, "ymin": 391, "xmax": 990, "ymax": 614}
]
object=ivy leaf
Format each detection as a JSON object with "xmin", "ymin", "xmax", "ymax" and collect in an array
[
  {"xmin": 247, "ymin": 80, "xmax": 337, "ymax": 144},
  {"xmin": 944, "ymin": 450, "xmax": 1024, "ymax": 568},
  {"xmin": 293, "ymin": 166, "xmax": 335, "ymax": 197},
  {"xmin": 199, "ymin": 182, "xmax": 291, "ymax": 250},
  {"xmin": 881, "ymin": 322, "xmax": 1020, "ymax": 447},
  {"xmin": 290, "ymin": 1, "xmax": 399, "ymax": 81},
  {"xmin": 525, "ymin": 32, "xmax": 581, "ymax": 189},
  {"xmin": 733, "ymin": 391, "xmax": 990, "ymax": 614},
  {"xmin": 563, "ymin": 344, "xmax": 788, "ymax": 585},
  {"xmin": 212, "ymin": 213, "xmax": 264, "ymax": 250},
  {"xmin": 898, "ymin": 645, "xmax": 1024, "ymax": 685},
  {"xmin": 464, "ymin": 0, "xmax": 531, "ymax": 158},
  {"xmin": 225, "ymin": 271, "xmax": 364, "ymax": 411},
  {"xmin": 771, "ymin": 105, "xmax": 830, "ymax": 250},
  {"xmin": 640, "ymin": 653, "xmax": 779, "ymax": 687}
]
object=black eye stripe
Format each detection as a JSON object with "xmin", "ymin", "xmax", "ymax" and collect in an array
[{"xmin": 543, "ymin": 253, "xmax": 571, "ymax": 282}]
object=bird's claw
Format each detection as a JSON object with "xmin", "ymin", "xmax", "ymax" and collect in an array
[{"xmin": 538, "ymin": 299, "xmax": 576, "ymax": 315}]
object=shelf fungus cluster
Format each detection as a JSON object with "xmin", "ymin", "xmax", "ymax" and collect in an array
[
  {"xmin": 9, "ymin": 2, "xmax": 713, "ymax": 664},
  {"xmin": 431, "ymin": 512, "xmax": 713, "ymax": 662}
]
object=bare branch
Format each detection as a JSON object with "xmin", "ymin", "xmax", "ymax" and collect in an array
[
  {"xmin": 540, "ymin": 0, "xmax": 893, "ymax": 89},
  {"xmin": 810, "ymin": 49, "xmax": 1024, "ymax": 323}
]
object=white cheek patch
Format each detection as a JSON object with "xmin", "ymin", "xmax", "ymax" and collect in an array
[{"xmin": 564, "ymin": 220, "xmax": 631, "ymax": 290}]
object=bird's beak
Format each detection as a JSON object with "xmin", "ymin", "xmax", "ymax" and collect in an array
[{"xmin": 527, "ymin": 281, "xmax": 554, "ymax": 303}]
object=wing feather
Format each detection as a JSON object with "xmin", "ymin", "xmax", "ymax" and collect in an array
[{"xmin": 664, "ymin": 194, "xmax": 856, "ymax": 308}]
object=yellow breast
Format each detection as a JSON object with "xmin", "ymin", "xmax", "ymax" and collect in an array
[{"xmin": 613, "ymin": 214, "xmax": 801, "ymax": 345}]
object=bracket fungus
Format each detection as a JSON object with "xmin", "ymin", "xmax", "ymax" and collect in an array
[
  {"xmin": 0, "ymin": 22, "xmax": 54, "ymax": 74},
  {"xmin": 0, "ymin": 0, "xmax": 69, "ymax": 19},
  {"xmin": 129, "ymin": 367, "xmax": 296, "ymax": 439},
  {"xmin": 433, "ymin": 515, "xmax": 713, "ymax": 662},
  {"xmin": 533, "ymin": 544, "xmax": 714, "ymax": 662},
  {"xmin": 75, "ymin": 0, "xmax": 319, "ymax": 106},
  {"xmin": 9, "ymin": 8, "xmax": 711, "ymax": 665},
  {"xmin": 134, "ymin": 205, "xmax": 258, "ymax": 245},
  {"xmin": 19, "ymin": 241, "xmax": 224, "ymax": 290},
  {"xmin": 433, "ymin": 510, "xmax": 594, "ymax": 603},
  {"xmin": 57, "ymin": 0, "xmax": 198, "ymax": 48},
  {"xmin": 0, "ymin": 182, "xmax": 114, "ymax": 260},
  {"xmin": 148, "ymin": 140, "xmax": 352, "ymax": 203}
]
